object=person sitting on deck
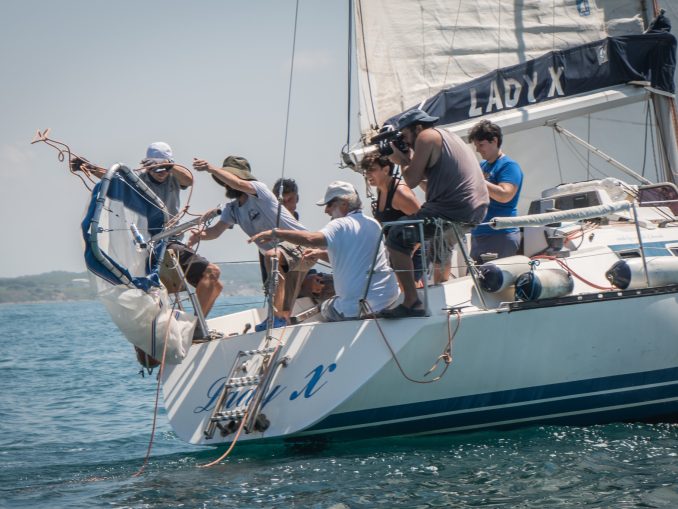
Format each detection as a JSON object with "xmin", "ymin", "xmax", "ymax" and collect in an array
[
  {"xmin": 189, "ymin": 156, "xmax": 313, "ymax": 331},
  {"xmin": 468, "ymin": 120, "xmax": 524, "ymax": 264},
  {"xmin": 264, "ymin": 178, "xmax": 329, "ymax": 299},
  {"xmin": 249, "ymin": 181, "xmax": 400, "ymax": 322}
]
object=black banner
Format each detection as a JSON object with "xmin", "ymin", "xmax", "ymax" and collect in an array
[{"xmin": 387, "ymin": 32, "xmax": 676, "ymax": 128}]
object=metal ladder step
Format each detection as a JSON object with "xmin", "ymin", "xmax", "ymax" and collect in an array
[
  {"xmin": 212, "ymin": 408, "xmax": 247, "ymax": 420},
  {"xmin": 203, "ymin": 343, "xmax": 282, "ymax": 440},
  {"xmin": 226, "ymin": 375, "xmax": 261, "ymax": 388}
]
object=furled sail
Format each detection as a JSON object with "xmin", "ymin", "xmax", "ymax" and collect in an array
[
  {"xmin": 354, "ymin": 0, "xmax": 649, "ymax": 132},
  {"xmin": 352, "ymin": 0, "xmax": 677, "ymax": 207}
]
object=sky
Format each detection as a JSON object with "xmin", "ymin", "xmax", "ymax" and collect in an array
[
  {"xmin": 3, "ymin": 1, "xmax": 677, "ymax": 279},
  {"xmin": 0, "ymin": 0, "xmax": 365, "ymax": 277}
]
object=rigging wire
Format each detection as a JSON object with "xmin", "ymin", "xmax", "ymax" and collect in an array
[
  {"xmin": 345, "ymin": 0, "xmax": 354, "ymax": 149},
  {"xmin": 648, "ymin": 100, "xmax": 661, "ymax": 183},
  {"xmin": 497, "ymin": 0, "xmax": 502, "ymax": 71},
  {"xmin": 278, "ymin": 0, "xmax": 300, "ymax": 190},
  {"xmin": 551, "ymin": 128, "xmax": 565, "ymax": 183},
  {"xmin": 356, "ymin": 0, "xmax": 378, "ymax": 129}
]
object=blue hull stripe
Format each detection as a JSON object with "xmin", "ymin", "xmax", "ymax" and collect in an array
[{"xmin": 306, "ymin": 366, "xmax": 678, "ymax": 435}]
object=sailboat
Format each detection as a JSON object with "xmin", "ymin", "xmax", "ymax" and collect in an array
[{"xmin": 82, "ymin": 1, "xmax": 678, "ymax": 447}]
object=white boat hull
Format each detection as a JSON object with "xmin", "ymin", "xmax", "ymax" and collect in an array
[{"xmin": 162, "ymin": 282, "xmax": 678, "ymax": 445}]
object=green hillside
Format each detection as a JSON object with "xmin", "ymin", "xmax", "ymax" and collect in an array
[
  {"xmin": 0, "ymin": 263, "xmax": 264, "ymax": 304},
  {"xmin": 0, "ymin": 271, "xmax": 95, "ymax": 303}
]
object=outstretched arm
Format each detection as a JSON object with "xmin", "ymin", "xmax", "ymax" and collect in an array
[
  {"xmin": 250, "ymin": 229, "xmax": 327, "ymax": 248},
  {"xmin": 170, "ymin": 164, "xmax": 193, "ymax": 188},
  {"xmin": 193, "ymin": 158, "xmax": 256, "ymax": 195},
  {"xmin": 188, "ymin": 220, "xmax": 230, "ymax": 247}
]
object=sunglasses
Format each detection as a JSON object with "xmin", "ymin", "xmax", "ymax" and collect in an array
[{"xmin": 153, "ymin": 165, "xmax": 173, "ymax": 173}]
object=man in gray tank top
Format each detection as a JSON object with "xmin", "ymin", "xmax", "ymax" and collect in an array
[{"xmin": 381, "ymin": 109, "xmax": 489, "ymax": 318}]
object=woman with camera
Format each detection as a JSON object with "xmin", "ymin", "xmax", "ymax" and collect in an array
[{"xmin": 361, "ymin": 154, "xmax": 424, "ymax": 286}]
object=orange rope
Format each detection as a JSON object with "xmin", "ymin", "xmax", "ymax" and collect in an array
[
  {"xmin": 131, "ymin": 302, "xmax": 178, "ymax": 477},
  {"xmin": 198, "ymin": 326, "xmax": 289, "ymax": 468},
  {"xmin": 31, "ymin": 128, "xmax": 202, "ymax": 230},
  {"xmin": 361, "ymin": 300, "xmax": 456, "ymax": 383},
  {"xmin": 31, "ymin": 129, "xmax": 104, "ymax": 190},
  {"xmin": 532, "ymin": 255, "xmax": 614, "ymax": 291},
  {"xmin": 198, "ymin": 411, "xmax": 250, "ymax": 469}
]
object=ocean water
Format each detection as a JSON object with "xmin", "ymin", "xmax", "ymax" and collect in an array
[{"xmin": 2, "ymin": 299, "xmax": 678, "ymax": 508}]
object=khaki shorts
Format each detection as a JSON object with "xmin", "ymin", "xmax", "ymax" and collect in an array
[{"xmin": 277, "ymin": 241, "xmax": 316, "ymax": 273}]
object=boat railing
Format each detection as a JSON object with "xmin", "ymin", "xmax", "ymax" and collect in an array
[
  {"xmin": 491, "ymin": 199, "xmax": 655, "ymax": 289},
  {"xmin": 89, "ymin": 164, "xmax": 215, "ymax": 338},
  {"xmin": 149, "ymin": 207, "xmax": 222, "ymax": 243},
  {"xmin": 370, "ymin": 217, "xmax": 489, "ymax": 313},
  {"xmin": 367, "ymin": 219, "xmax": 430, "ymax": 315},
  {"xmin": 89, "ymin": 163, "xmax": 170, "ymax": 288},
  {"xmin": 368, "ymin": 200, "xmax": 658, "ymax": 314}
]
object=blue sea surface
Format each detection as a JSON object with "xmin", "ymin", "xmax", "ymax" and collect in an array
[{"xmin": 2, "ymin": 298, "xmax": 678, "ymax": 508}]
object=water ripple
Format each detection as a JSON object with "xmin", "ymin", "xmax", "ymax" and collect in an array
[{"xmin": 2, "ymin": 301, "xmax": 678, "ymax": 508}]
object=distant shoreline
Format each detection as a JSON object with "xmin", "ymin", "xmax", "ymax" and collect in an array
[{"xmin": 0, "ymin": 269, "xmax": 262, "ymax": 304}]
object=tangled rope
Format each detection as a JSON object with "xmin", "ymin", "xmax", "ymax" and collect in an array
[
  {"xmin": 361, "ymin": 300, "xmax": 459, "ymax": 383},
  {"xmin": 31, "ymin": 128, "xmax": 105, "ymax": 190},
  {"xmin": 31, "ymin": 128, "xmax": 203, "ymax": 231}
]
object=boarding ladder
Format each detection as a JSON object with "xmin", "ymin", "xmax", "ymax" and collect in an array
[
  {"xmin": 203, "ymin": 327, "xmax": 291, "ymax": 439},
  {"xmin": 203, "ymin": 257, "xmax": 290, "ymax": 440}
]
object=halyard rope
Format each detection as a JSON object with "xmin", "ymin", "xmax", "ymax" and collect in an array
[{"xmin": 360, "ymin": 300, "xmax": 458, "ymax": 383}]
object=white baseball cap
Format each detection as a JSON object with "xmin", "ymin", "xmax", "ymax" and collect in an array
[
  {"xmin": 145, "ymin": 141, "xmax": 174, "ymax": 162},
  {"xmin": 316, "ymin": 181, "xmax": 358, "ymax": 206}
]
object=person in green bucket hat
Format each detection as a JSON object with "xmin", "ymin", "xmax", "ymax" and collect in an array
[{"xmin": 190, "ymin": 155, "xmax": 314, "ymax": 332}]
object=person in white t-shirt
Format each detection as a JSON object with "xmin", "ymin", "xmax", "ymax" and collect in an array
[
  {"xmin": 250, "ymin": 181, "xmax": 400, "ymax": 321},
  {"xmin": 189, "ymin": 155, "xmax": 312, "ymax": 331}
]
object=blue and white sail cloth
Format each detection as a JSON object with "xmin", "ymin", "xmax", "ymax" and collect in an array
[{"xmin": 81, "ymin": 166, "xmax": 195, "ymax": 363}]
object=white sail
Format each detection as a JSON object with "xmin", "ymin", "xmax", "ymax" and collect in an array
[
  {"xmin": 353, "ymin": 0, "xmax": 677, "ymax": 208},
  {"xmin": 354, "ymin": 0, "xmax": 647, "ymax": 132}
]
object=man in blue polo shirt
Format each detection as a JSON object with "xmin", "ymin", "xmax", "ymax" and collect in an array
[{"xmin": 468, "ymin": 120, "xmax": 524, "ymax": 263}]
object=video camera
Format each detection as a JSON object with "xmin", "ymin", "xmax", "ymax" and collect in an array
[
  {"xmin": 341, "ymin": 124, "xmax": 409, "ymax": 171},
  {"xmin": 369, "ymin": 125, "xmax": 409, "ymax": 156}
]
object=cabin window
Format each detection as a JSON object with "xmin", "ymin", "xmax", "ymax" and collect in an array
[
  {"xmin": 617, "ymin": 249, "xmax": 641, "ymax": 259},
  {"xmin": 638, "ymin": 183, "xmax": 678, "ymax": 216}
]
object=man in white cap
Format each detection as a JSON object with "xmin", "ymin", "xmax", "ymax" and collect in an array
[
  {"xmin": 70, "ymin": 142, "xmax": 224, "ymax": 319},
  {"xmin": 190, "ymin": 155, "xmax": 312, "ymax": 331},
  {"xmin": 249, "ymin": 181, "xmax": 400, "ymax": 322},
  {"xmin": 140, "ymin": 142, "xmax": 223, "ymax": 319}
]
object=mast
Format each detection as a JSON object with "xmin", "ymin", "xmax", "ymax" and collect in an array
[{"xmin": 646, "ymin": 3, "xmax": 678, "ymax": 184}]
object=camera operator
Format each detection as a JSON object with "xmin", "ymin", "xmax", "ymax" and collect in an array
[{"xmin": 381, "ymin": 109, "xmax": 489, "ymax": 318}]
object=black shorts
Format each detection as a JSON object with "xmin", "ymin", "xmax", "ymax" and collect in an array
[
  {"xmin": 385, "ymin": 211, "xmax": 465, "ymax": 264},
  {"xmin": 385, "ymin": 211, "xmax": 441, "ymax": 254},
  {"xmin": 167, "ymin": 242, "xmax": 210, "ymax": 287}
]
